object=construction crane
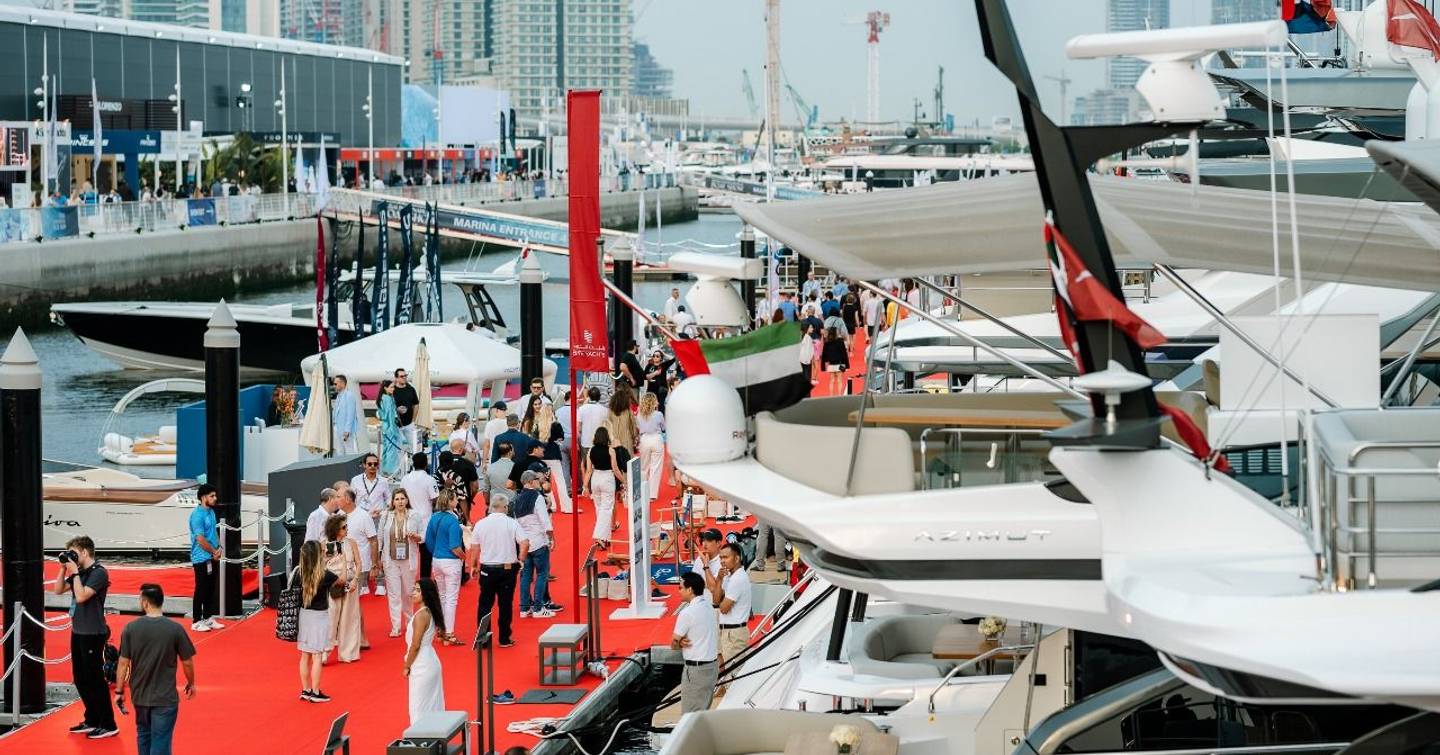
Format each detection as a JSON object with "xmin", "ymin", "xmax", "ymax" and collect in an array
[
  {"xmin": 785, "ymin": 83, "xmax": 817, "ymax": 133},
  {"xmin": 863, "ymin": 10, "xmax": 890, "ymax": 124},
  {"xmin": 742, "ymin": 69, "xmax": 759, "ymax": 122},
  {"xmin": 429, "ymin": 0, "xmax": 444, "ymax": 87},
  {"xmin": 933, "ymin": 66, "xmax": 945, "ymax": 131},
  {"xmin": 1044, "ymin": 71, "xmax": 1072, "ymax": 125}
]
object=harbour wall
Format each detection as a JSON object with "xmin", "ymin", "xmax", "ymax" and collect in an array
[{"xmin": 0, "ymin": 186, "xmax": 697, "ymax": 330}]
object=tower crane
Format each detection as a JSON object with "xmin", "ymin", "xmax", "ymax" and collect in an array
[
  {"xmin": 863, "ymin": 11, "xmax": 890, "ymax": 124},
  {"xmin": 742, "ymin": 69, "xmax": 759, "ymax": 121}
]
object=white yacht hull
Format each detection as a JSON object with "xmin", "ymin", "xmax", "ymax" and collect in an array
[{"xmin": 40, "ymin": 469, "xmax": 267, "ymax": 553}]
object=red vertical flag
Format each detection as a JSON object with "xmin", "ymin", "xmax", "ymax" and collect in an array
[
  {"xmin": 1281, "ymin": 0, "xmax": 1296, "ymax": 21},
  {"xmin": 567, "ymin": 90, "xmax": 609, "ymax": 372},
  {"xmin": 315, "ymin": 216, "xmax": 329, "ymax": 352},
  {"xmin": 1045, "ymin": 220, "xmax": 1166, "ymax": 350}
]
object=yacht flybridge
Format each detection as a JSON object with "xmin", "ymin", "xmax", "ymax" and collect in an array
[{"xmin": 665, "ymin": 1, "xmax": 1440, "ymax": 752}]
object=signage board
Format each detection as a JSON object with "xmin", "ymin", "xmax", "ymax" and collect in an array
[
  {"xmin": 611, "ymin": 455, "xmax": 664, "ymax": 620},
  {"xmin": 368, "ymin": 199, "xmax": 570, "ymax": 253}
]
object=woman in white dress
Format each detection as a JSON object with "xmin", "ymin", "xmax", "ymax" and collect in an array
[
  {"xmin": 404, "ymin": 578, "xmax": 446, "ymax": 724},
  {"xmin": 379, "ymin": 489, "xmax": 423, "ymax": 637}
]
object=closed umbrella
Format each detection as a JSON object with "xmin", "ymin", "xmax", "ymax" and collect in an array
[
  {"xmin": 414, "ymin": 337, "xmax": 433, "ymax": 432},
  {"xmin": 298, "ymin": 354, "xmax": 332, "ymax": 455}
]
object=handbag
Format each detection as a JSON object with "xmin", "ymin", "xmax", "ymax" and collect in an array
[{"xmin": 275, "ymin": 569, "xmax": 301, "ymax": 642}]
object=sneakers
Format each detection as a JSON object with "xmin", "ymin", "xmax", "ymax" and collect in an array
[
  {"xmin": 375, "ymin": 585, "xmax": 386, "ymax": 596},
  {"xmin": 359, "ymin": 586, "xmax": 370, "ymax": 597},
  {"xmin": 491, "ymin": 690, "xmax": 516, "ymax": 705},
  {"xmin": 544, "ymin": 602, "xmax": 564, "ymax": 612},
  {"xmin": 749, "ymin": 561, "xmax": 765, "ymax": 572},
  {"xmin": 191, "ymin": 620, "xmax": 211, "ymax": 632},
  {"xmin": 532, "ymin": 608, "xmax": 555, "ymax": 619},
  {"xmin": 520, "ymin": 609, "xmax": 532, "ymax": 618},
  {"xmin": 498, "ymin": 640, "xmax": 515, "ymax": 648},
  {"xmin": 86, "ymin": 728, "xmax": 119, "ymax": 739},
  {"xmin": 205, "ymin": 618, "xmax": 225, "ymax": 629},
  {"xmin": 303, "ymin": 689, "xmax": 331, "ymax": 703},
  {"xmin": 68, "ymin": 723, "xmax": 93, "ymax": 735}
]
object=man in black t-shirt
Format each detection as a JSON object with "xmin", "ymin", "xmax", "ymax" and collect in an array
[
  {"xmin": 53, "ymin": 535, "xmax": 117, "ymax": 739},
  {"xmin": 115, "ymin": 584, "xmax": 197, "ymax": 753},
  {"xmin": 618, "ymin": 340, "xmax": 645, "ymax": 391},
  {"xmin": 391, "ymin": 367, "xmax": 421, "ymax": 460}
]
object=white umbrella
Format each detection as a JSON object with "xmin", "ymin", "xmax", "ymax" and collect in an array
[
  {"xmin": 414, "ymin": 337, "xmax": 433, "ymax": 431},
  {"xmin": 300, "ymin": 322, "xmax": 557, "ymax": 386},
  {"xmin": 298, "ymin": 355, "xmax": 332, "ymax": 455}
]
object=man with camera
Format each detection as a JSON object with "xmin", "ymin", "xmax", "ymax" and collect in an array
[{"xmin": 51, "ymin": 535, "xmax": 118, "ymax": 739}]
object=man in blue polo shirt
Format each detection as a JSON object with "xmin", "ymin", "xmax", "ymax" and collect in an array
[{"xmin": 188, "ymin": 484, "xmax": 225, "ymax": 633}]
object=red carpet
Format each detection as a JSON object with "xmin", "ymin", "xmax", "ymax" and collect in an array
[
  {"xmin": 2, "ymin": 453, "xmax": 735, "ymax": 754},
  {"xmin": 0, "ymin": 561, "xmax": 261, "ymax": 598},
  {"xmin": 809, "ymin": 327, "xmax": 871, "ymax": 398}
]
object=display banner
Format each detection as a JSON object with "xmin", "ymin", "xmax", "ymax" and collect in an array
[
  {"xmin": 611, "ymin": 455, "xmax": 664, "ymax": 619},
  {"xmin": 566, "ymin": 90, "xmax": 609, "ymax": 373}
]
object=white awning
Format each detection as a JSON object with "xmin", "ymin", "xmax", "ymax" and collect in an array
[{"xmin": 734, "ymin": 173, "xmax": 1440, "ymax": 292}]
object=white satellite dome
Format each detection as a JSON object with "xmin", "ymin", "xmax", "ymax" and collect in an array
[{"xmin": 665, "ymin": 375, "xmax": 747, "ymax": 464}]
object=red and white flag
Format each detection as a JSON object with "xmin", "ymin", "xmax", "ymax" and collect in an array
[
  {"xmin": 1389, "ymin": 0, "xmax": 1440, "ymax": 59},
  {"xmin": 1045, "ymin": 219, "xmax": 1166, "ymax": 350}
]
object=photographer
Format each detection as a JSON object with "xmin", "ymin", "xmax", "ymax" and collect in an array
[{"xmin": 51, "ymin": 535, "xmax": 118, "ymax": 739}]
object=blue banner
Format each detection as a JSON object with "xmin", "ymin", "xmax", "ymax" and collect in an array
[
  {"xmin": 187, "ymin": 198, "xmax": 217, "ymax": 227},
  {"xmin": 370, "ymin": 200, "xmax": 569, "ymax": 250},
  {"xmin": 40, "ymin": 207, "xmax": 78, "ymax": 239},
  {"xmin": 0, "ymin": 209, "xmax": 31, "ymax": 243},
  {"xmin": 533, "ymin": 179, "xmax": 546, "ymax": 199}
]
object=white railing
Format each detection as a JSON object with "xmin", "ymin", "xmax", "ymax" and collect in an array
[{"xmin": 0, "ymin": 173, "xmax": 680, "ymax": 247}]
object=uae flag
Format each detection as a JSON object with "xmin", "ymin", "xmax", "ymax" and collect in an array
[{"xmin": 672, "ymin": 322, "xmax": 811, "ymax": 415}]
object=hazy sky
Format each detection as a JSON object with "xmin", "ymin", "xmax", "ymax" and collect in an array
[{"xmin": 635, "ymin": 0, "xmax": 1218, "ymax": 125}]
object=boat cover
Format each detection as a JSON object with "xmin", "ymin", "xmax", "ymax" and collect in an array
[
  {"xmin": 733, "ymin": 173, "xmax": 1440, "ymax": 292},
  {"xmin": 1368, "ymin": 139, "xmax": 1440, "ymax": 218}
]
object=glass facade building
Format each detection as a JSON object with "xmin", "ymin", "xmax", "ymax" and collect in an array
[{"xmin": 0, "ymin": 6, "xmax": 402, "ymax": 147}]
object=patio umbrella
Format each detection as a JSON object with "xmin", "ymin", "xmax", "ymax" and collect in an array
[
  {"xmin": 298, "ymin": 354, "xmax": 332, "ymax": 455},
  {"xmin": 414, "ymin": 337, "xmax": 433, "ymax": 431}
]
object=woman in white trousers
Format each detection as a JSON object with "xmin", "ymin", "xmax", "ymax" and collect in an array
[
  {"xmin": 424, "ymin": 492, "xmax": 465, "ymax": 645},
  {"xmin": 583, "ymin": 427, "xmax": 624, "ymax": 548},
  {"xmin": 379, "ymin": 489, "xmax": 423, "ymax": 637},
  {"xmin": 636, "ymin": 393, "xmax": 666, "ymax": 502}
]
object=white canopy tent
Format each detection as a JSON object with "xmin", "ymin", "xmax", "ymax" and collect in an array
[{"xmin": 300, "ymin": 323, "xmax": 558, "ymax": 417}]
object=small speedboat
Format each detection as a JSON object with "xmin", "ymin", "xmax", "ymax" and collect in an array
[{"xmin": 96, "ymin": 378, "xmax": 204, "ymax": 467}]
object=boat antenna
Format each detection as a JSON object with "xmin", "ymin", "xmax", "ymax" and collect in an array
[{"xmin": 972, "ymin": 0, "xmax": 1207, "ymax": 447}]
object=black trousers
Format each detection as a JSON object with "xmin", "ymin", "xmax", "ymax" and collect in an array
[
  {"xmin": 192, "ymin": 561, "xmax": 218, "ymax": 621},
  {"xmin": 71, "ymin": 633, "xmax": 116, "ymax": 729},
  {"xmin": 477, "ymin": 564, "xmax": 518, "ymax": 643},
  {"xmin": 420, "ymin": 543, "xmax": 433, "ymax": 580}
]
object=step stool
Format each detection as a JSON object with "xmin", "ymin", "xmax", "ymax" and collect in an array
[{"xmin": 538, "ymin": 623, "xmax": 589, "ymax": 685}]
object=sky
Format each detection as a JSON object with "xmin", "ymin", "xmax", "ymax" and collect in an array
[{"xmin": 634, "ymin": 0, "xmax": 1218, "ymax": 126}]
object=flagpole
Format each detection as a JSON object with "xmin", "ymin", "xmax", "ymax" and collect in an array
[{"xmin": 569, "ymin": 367, "xmax": 581, "ymax": 626}]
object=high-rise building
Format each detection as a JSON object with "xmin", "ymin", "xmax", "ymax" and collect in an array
[
  {"xmin": 1105, "ymin": 0, "xmax": 1169, "ymax": 90},
  {"xmin": 491, "ymin": 0, "xmax": 631, "ymax": 117},
  {"xmin": 63, "ymin": 0, "xmax": 124, "ymax": 18},
  {"xmin": 632, "ymin": 41, "xmax": 672, "ymax": 99},
  {"xmin": 1211, "ymin": 0, "xmax": 1275, "ymax": 24},
  {"xmin": 401, "ymin": 0, "xmax": 493, "ymax": 86},
  {"xmin": 125, "ymin": 0, "xmax": 212, "ymax": 27},
  {"xmin": 280, "ymin": 0, "xmax": 362, "ymax": 46}
]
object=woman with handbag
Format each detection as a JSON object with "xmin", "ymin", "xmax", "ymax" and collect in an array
[
  {"xmin": 295, "ymin": 540, "xmax": 338, "ymax": 702},
  {"xmin": 582, "ymin": 427, "xmax": 626, "ymax": 550},
  {"xmin": 322, "ymin": 514, "xmax": 365, "ymax": 663},
  {"xmin": 379, "ymin": 489, "xmax": 423, "ymax": 638}
]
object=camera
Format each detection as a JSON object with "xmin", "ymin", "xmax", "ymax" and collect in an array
[{"xmin": 57, "ymin": 550, "xmax": 74, "ymax": 564}]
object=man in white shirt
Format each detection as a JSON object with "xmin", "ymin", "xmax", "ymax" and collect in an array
[
  {"xmin": 340, "ymin": 490, "xmax": 379, "ymax": 599},
  {"xmin": 400, "ymin": 451, "xmax": 440, "ymax": 577},
  {"xmin": 304, "ymin": 488, "xmax": 341, "ymax": 542},
  {"xmin": 350, "ymin": 453, "xmax": 391, "ymax": 521},
  {"xmin": 577, "ymin": 386, "xmax": 609, "ymax": 455},
  {"xmin": 707, "ymin": 543, "xmax": 752, "ymax": 673},
  {"xmin": 671, "ymin": 306, "xmax": 697, "ymax": 338},
  {"xmin": 467, "ymin": 498, "xmax": 529, "ymax": 647},
  {"xmin": 691, "ymin": 528, "xmax": 724, "ymax": 580},
  {"xmin": 663, "ymin": 288, "xmax": 682, "ymax": 322},
  {"xmin": 480, "ymin": 401, "xmax": 510, "ymax": 470},
  {"xmin": 671, "ymin": 571, "xmax": 719, "ymax": 714}
]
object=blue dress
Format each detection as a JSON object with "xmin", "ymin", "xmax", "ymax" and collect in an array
[{"xmin": 378, "ymin": 393, "xmax": 404, "ymax": 477}]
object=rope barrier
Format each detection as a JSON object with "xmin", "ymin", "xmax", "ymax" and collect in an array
[
  {"xmin": 216, "ymin": 545, "xmax": 289, "ymax": 565},
  {"xmin": 19, "ymin": 650, "xmax": 72, "ymax": 665},
  {"xmin": 20, "ymin": 611, "xmax": 72, "ymax": 632},
  {"xmin": 218, "ymin": 504, "xmax": 295, "ymax": 531}
]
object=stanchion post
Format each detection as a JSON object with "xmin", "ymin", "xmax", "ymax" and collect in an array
[
  {"xmin": 610, "ymin": 240, "xmax": 634, "ymax": 371},
  {"xmin": 519, "ymin": 252, "xmax": 544, "ymax": 389},
  {"xmin": 1, "ymin": 329, "xmax": 46, "ymax": 716},
  {"xmin": 205, "ymin": 302, "xmax": 243, "ymax": 616},
  {"xmin": 740, "ymin": 225, "xmax": 757, "ymax": 326}
]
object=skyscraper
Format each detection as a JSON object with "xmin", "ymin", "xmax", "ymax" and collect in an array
[
  {"xmin": 63, "ymin": 0, "xmax": 124, "ymax": 18},
  {"xmin": 125, "ymin": 0, "xmax": 212, "ymax": 27},
  {"xmin": 402, "ymin": 0, "xmax": 493, "ymax": 85},
  {"xmin": 1105, "ymin": 0, "xmax": 1170, "ymax": 90},
  {"xmin": 491, "ymin": 0, "xmax": 632, "ymax": 117},
  {"xmin": 1212, "ymin": 0, "xmax": 1276, "ymax": 24},
  {"xmin": 280, "ymin": 0, "xmax": 362, "ymax": 46},
  {"xmin": 632, "ymin": 41, "xmax": 673, "ymax": 99}
]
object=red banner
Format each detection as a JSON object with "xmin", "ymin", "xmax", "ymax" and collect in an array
[
  {"xmin": 670, "ymin": 339, "xmax": 710, "ymax": 376},
  {"xmin": 315, "ymin": 216, "xmax": 329, "ymax": 352},
  {"xmin": 1389, "ymin": 0, "xmax": 1440, "ymax": 60},
  {"xmin": 567, "ymin": 90, "xmax": 609, "ymax": 373}
]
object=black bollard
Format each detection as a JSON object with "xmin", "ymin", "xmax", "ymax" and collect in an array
[
  {"xmin": 204, "ymin": 302, "xmax": 243, "ymax": 615},
  {"xmin": 610, "ymin": 240, "xmax": 634, "ymax": 374},
  {"xmin": 740, "ymin": 225, "xmax": 757, "ymax": 326},
  {"xmin": 1, "ymin": 329, "xmax": 46, "ymax": 715},
  {"xmin": 519, "ymin": 252, "xmax": 544, "ymax": 390}
]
